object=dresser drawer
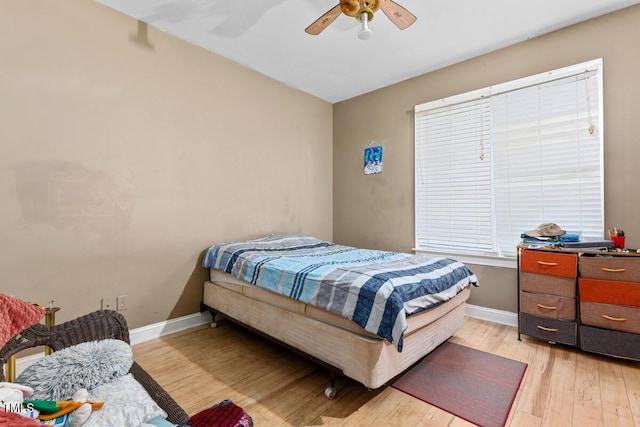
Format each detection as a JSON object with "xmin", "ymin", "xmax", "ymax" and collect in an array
[
  {"xmin": 520, "ymin": 291, "xmax": 575, "ymax": 320},
  {"xmin": 580, "ymin": 301, "xmax": 640, "ymax": 334},
  {"xmin": 520, "ymin": 250, "xmax": 578, "ymax": 278},
  {"xmin": 519, "ymin": 313, "xmax": 577, "ymax": 346},
  {"xmin": 580, "ymin": 325, "xmax": 640, "ymax": 361},
  {"xmin": 519, "ymin": 271, "xmax": 575, "ymax": 298},
  {"xmin": 579, "ymin": 278, "xmax": 640, "ymax": 307},
  {"xmin": 579, "ymin": 255, "xmax": 640, "ymax": 282}
]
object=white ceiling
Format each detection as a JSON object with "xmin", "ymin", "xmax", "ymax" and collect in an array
[{"xmin": 96, "ymin": 0, "xmax": 640, "ymax": 103}]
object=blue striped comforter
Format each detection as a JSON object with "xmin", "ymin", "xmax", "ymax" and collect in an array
[{"xmin": 202, "ymin": 234, "xmax": 478, "ymax": 351}]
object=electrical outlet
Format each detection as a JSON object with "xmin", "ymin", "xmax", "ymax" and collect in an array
[
  {"xmin": 117, "ymin": 295, "xmax": 128, "ymax": 311},
  {"xmin": 101, "ymin": 297, "xmax": 115, "ymax": 310}
]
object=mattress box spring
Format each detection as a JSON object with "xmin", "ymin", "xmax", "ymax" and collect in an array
[{"xmin": 203, "ymin": 279, "xmax": 470, "ymax": 389}]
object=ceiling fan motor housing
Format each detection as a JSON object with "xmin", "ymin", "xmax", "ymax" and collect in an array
[{"xmin": 340, "ymin": 0, "xmax": 381, "ymax": 20}]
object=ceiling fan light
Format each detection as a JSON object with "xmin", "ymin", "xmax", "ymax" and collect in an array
[
  {"xmin": 358, "ymin": 13, "xmax": 372, "ymax": 40},
  {"xmin": 358, "ymin": 28, "xmax": 373, "ymax": 40}
]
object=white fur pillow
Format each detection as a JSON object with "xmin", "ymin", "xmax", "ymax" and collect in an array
[
  {"xmin": 83, "ymin": 373, "xmax": 167, "ymax": 427},
  {"xmin": 16, "ymin": 339, "xmax": 133, "ymax": 401}
]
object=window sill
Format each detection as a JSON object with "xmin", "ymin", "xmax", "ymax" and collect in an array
[{"xmin": 412, "ymin": 248, "xmax": 517, "ymax": 269}]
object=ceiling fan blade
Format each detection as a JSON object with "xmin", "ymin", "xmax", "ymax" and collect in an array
[
  {"xmin": 380, "ymin": 0, "xmax": 417, "ymax": 30},
  {"xmin": 305, "ymin": 4, "xmax": 342, "ymax": 35}
]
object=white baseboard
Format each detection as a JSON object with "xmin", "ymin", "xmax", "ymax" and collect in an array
[
  {"xmin": 129, "ymin": 311, "xmax": 213, "ymax": 346},
  {"xmin": 8, "ymin": 306, "xmax": 514, "ymax": 378},
  {"xmin": 465, "ymin": 303, "xmax": 518, "ymax": 327},
  {"xmin": 6, "ymin": 353, "xmax": 43, "ymax": 380}
]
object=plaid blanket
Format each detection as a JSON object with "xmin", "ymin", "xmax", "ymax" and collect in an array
[{"xmin": 203, "ymin": 235, "xmax": 478, "ymax": 351}]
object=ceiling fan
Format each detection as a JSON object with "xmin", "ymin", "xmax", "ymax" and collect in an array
[{"xmin": 305, "ymin": 0, "xmax": 417, "ymax": 39}]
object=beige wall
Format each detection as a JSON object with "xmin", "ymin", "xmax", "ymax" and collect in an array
[
  {"xmin": 333, "ymin": 5, "xmax": 640, "ymax": 312},
  {"xmin": 0, "ymin": 0, "xmax": 333, "ymax": 327},
  {"xmin": 4, "ymin": 2, "xmax": 638, "ymax": 326}
]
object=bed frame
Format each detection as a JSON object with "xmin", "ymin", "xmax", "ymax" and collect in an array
[{"xmin": 201, "ymin": 272, "xmax": 471, "ymax": 398}]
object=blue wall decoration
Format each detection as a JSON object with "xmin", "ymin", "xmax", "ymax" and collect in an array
[{"xmin": 364, "ymin": 145, "xmax": 383, "ymax": 175}]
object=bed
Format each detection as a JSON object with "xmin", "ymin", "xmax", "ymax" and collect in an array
[{"xmin": 201, "ymin": 234, "xmax": 478, "ymax": 396}]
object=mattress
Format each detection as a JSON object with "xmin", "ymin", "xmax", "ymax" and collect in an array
[
  {"xmin": 203, "ymin": 272, "xmax": 470, "ymax": 389},
  {"xmin": 202, "ymin": 234, "xmax": 478, "ymax": 351}
]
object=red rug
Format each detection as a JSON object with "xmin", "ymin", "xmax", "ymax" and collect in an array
[{"xmin": 392, "ymin": 342, "xmax": 527, "ymax": 427}]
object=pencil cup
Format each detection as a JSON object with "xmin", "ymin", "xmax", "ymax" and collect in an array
[{"xmin": 611, "ymin": 236, "xmax": 625, "ymax": 249}]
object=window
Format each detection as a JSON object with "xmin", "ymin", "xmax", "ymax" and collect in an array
[{"xmin": 414, "ymin": 59, "xmax": 603, "ymax": 266}]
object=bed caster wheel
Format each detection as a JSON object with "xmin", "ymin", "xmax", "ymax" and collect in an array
[
  {"xmin": 324, "ymin": 386, "xmax": 337, "ymax": 400},
  {"xmin": 211, "ymin": 321, "xmax": 218, "ymax": 328}
]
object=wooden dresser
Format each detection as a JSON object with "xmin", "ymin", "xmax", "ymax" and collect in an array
[
  {"xmin": 518, "ymin": 249, "xmax": 579, "ymax": 346},
  {"xmin": 578, "ymin": 254, "xmax": 640, "ymax": 360},
  {"xmin": 518, "ymin": 247, "xmax": 640, "ymax": 361}
]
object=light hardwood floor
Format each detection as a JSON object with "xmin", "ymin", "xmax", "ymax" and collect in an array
[{"xmin": 132, "ymin": 317, "xmax": 640, "ymax": 426}]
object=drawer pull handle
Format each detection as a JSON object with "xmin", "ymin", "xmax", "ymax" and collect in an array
[
  {"xmin": 537, "ymin": 304, "xmax": 558, "ymax": 310},
  {"xmin": 602, "ymin": 314, "xmax": 627, "ymax": 322},
  {"xmin": 600, "ymin": 268, "xmax": 626, "ymax": 273},
  {"xmin": 537, "ymin": 325, "xmax": 558, "ymax": 332},
  {"xmin": 537, "ymin": 261, "xmax": 558, "ymax": 267}
]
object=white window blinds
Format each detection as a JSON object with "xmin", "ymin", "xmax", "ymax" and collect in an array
[
  {"xmin": 415, "ymin": 59, "xmax": 603, "ymax": 259},
  {"xmin": 415, "ymin": 98, "xmax": 493, "ymax": 252}
]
